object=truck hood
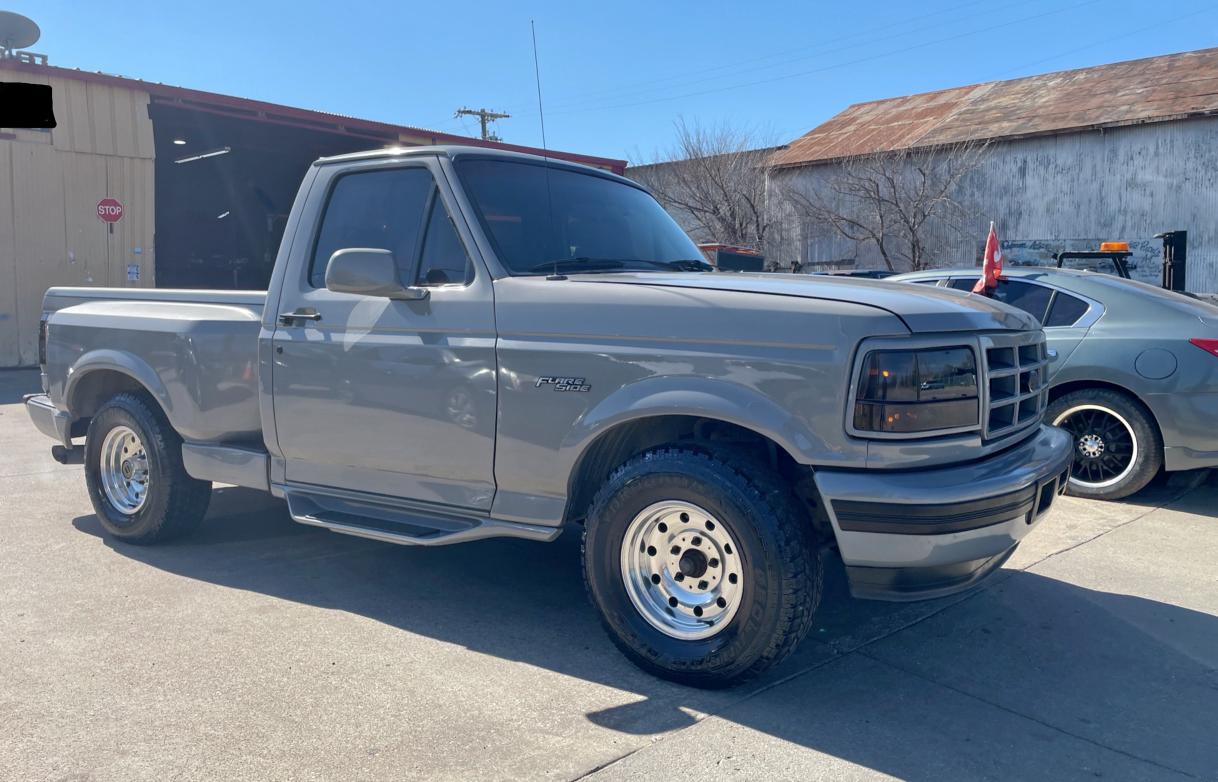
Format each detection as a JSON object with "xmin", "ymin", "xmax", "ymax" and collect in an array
[{"xmin": 573, "ymin": 272, "xmax": 1039, "ymax": 333}]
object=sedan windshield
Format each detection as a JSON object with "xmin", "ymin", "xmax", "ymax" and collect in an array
[{"xmin": 453, "ymin": 158, "xmax": 705, "ymax": 275}]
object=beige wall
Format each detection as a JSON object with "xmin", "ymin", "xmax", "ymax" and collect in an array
[{"xmin": 0, "ymin": 69, "xmax": 155, "ymax": 367}]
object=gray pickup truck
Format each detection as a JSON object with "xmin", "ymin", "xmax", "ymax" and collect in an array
[{"xmin": 26, "ymin": 146, "xmax": 1072, "ymax": 686}]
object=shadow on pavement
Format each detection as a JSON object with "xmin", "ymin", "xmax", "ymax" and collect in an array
[{"xmin": 72, "ymin": 487, "xmax": 1218, "ymax": 779}]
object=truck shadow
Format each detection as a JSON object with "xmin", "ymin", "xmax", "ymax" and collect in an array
[{"xmin": 72, "ymin": 487, "xmax": 1218, "ymax": 779}]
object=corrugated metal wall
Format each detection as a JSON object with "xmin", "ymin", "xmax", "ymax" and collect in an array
[
  {"xmin": 0, "ymin": 71, "xmax": 155, "ymax": 367},
  {"xmin": 769, "ymin": 117, "xmax": 1218, "ymax": 292}
]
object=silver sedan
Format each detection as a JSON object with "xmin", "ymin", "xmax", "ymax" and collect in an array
[{"xmin": 893, "ymin": 267, "xmax": 1218, "ymax": 500}]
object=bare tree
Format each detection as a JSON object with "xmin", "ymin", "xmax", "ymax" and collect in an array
[
  {"xmin": 629, "ymin": 119, "xmax": 777, "ymax": 250},
  {"xmin": 784, "ymin": 141, "xmax": 988, "ymax": 272}
]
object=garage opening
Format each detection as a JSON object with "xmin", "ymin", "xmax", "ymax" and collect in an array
[{"xmin": 149, "ymin": 102, "xmax": 396, "ymax": 289}]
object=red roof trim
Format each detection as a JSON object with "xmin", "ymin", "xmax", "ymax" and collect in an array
[{"xmin": 0, "ymin": 59, "xmax": 627, "ymax": 173}]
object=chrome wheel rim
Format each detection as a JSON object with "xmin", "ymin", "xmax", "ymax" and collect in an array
[
  {"xmin": 99, "ymin": 425, "xmax": 150, "ymax": 514},
  {"xmin": 620, "ymin": 500, "xmax": 743, "ymax": 641},
  {"xmin": 1052, "ymin": 404, "xmax": 1138, "ymax": 489}
]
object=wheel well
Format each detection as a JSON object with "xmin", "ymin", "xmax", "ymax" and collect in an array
[
  {"xmin": 67, "ymin": 370, "xmax": 151, "ymax": 432},
  {"xmin": 564, "ymin": 415, "xmax": 829, "ymax": 538},
  {"xmin": 1047, "ymin": 379, "xmax": 1162, "ymax": 435}
]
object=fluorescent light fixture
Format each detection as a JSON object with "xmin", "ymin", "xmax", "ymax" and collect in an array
[
  {"xmin": 174, "ymin": 146, "xmax": 231, "ymax": 164},
  {"xmin": 172, "ymin": 138, "xmax": 186, "ymax": 145},
  {"xmin": 216, "ymin": 211, "xmax": 230, "ymax": 219}
]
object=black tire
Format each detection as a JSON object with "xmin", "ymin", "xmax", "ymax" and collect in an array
[
  {"xmin": 84, "ymin": 392, "xmax": 212, "ymax": 544},
  {"xmin": 1047, "ymin": 388, "xmax": 1162, "ymax": 501},
  {"xmin": 582, "ymin": 446, "xmax": 822, "ymax": 688}
]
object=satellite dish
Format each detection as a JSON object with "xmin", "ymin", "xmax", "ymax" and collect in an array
[{"xmin": 0, "ymin": 11, "xmax": 40, "ymax": 50}]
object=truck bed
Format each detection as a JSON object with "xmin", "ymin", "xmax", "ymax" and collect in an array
[{"xmin": 42, "ymin": 288, "xmax": 267, "ymax": 445}]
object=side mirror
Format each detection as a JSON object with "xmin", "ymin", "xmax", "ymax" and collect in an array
[{"xmin": 324, "ymin": 248, "xmax": 429, "ymax": 300}]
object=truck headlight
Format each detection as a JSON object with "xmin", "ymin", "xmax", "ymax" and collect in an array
[{"xmin": 853, "ymin": 347, "xmax": 978, "ymax": 434}]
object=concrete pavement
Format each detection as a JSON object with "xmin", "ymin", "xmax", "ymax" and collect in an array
[{"xmin": 2, "ymin": 368, "xmax": 1215, "ymax": 781}]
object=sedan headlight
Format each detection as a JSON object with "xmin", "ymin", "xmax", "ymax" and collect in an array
[{"xmin": 853, "ymin": 347, "xmax": 978, "ymax": 434}]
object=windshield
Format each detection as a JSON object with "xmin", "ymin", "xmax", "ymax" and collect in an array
[{"xmin": 453, "ymin": 158, "xmax": 705, "ymax": 275}]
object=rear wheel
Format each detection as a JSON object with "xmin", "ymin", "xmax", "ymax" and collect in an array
[
  {"xmin": 1048, "ymin": 388, "xmax": 1162, "ymax": 500},
  {"xmin": 582, "ymin": 446, "xmax": 822, "ymax": 688},
  {"xmin": 85, "ymin": 392, "xmax": 212, "ymax": 544}
]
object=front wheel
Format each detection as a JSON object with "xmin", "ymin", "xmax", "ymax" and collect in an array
[
  {"xmin": 1047, "ymin": 389, "xmax": 1162, "ymax": 501},
  {"xmin": 84, "ymin": 392, "xmax": 212, "ymax": 544},
  {"xmin": 582, "ymin": 447, "xmax": 822, "ymax": 688}
]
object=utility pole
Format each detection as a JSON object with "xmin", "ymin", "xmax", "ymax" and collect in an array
[{"xmin": 454, "ymin": 107, "xmax": 511, "ymax": 141}]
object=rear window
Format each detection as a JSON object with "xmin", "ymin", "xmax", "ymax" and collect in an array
[
  {"xmin": 1044, "ymin": 292, "xmax": 1090, "ymax": 327},
  {"xmin": 951, "ymin": 278, "xmax": 1053, "ymax": 323}
]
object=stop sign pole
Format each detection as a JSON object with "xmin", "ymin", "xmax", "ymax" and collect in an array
[{"xmin": 97, "ymin": 197, "xmax": 123, "ymax": 233}]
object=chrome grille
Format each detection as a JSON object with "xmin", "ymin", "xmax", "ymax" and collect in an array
[{"xmin": 982, "ymin": 333, "xmax": 1049, "ymax": 440}]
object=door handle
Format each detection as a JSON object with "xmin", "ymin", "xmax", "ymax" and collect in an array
[
  {"xmin": 1047, "ymin": 348, "xmax": 1059, "ymax": 359},
  {"xmin": 279, "ymin": 309, "xmax": 322, "ymax": 326}
]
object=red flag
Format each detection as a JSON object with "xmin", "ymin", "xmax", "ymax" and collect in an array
[{"xmin": 972, "ymin": 222, "xmax": 1003, "ymax": 294}]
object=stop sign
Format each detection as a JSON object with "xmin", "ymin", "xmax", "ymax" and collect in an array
[{"xmin": 97, "ymin": 198, "xmax": 124, "ymax": 223}]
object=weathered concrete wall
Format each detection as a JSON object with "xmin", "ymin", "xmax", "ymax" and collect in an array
[{"xmin": 768, "ymin": 116, "xmax": 1218, "ymax": 291}]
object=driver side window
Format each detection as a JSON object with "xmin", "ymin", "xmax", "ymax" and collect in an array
[
  {"xmin": 309, "ymin": 167, "xmax": 432, "ymax": 288},
  {"xmin": 416, "ymin": 196, "xmax": 473, "ymax": 287},
  {"xmin": 308, "ymin": 167, "xmax": 474, "ymax": 289}
]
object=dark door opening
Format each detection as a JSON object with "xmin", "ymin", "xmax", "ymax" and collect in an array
[{"xmin": 149, "ymin": 103, "xmax": 395, "ymax": 289}]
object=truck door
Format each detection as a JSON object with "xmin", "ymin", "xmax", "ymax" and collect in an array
[{"xmin": 270, "ymin": 158, "xmax": 496, "ymax": 510}]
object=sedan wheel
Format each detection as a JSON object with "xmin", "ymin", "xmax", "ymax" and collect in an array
[
  {"xmin": 1046, "ymin": 388, "xmax": 1162, "ymax": 501},
  {"xmin": 1053, "ymin": 405, "xmax": 1138, "ymax": 489}
]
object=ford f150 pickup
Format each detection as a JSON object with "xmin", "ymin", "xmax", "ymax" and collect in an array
[{"xmin": 26, "ymin": 146, "xmax": 1073, "ymax": 686}]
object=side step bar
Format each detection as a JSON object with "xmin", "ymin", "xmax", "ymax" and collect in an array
[{"xmin": 280, "ymin": 485, "xmax": 561, "ymax": 547}]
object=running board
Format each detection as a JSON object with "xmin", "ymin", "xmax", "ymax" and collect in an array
[{"xmin": 280, "ymin": 485, "xmax": 561, "ymax": 546}]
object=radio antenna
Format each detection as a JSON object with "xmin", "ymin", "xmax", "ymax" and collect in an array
[{"xmin": 531, "ymin": 20, "xmax": 564, "ymax": 280}]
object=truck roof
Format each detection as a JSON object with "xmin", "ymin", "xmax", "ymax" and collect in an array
[{"xmin": 314, "ymin": 144, "xmax": 633, "ymax": 184}]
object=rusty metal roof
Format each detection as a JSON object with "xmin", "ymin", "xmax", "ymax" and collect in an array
[{"xmin": 770, "ymin": 47, "xmax": 1218, "ymax": 169}]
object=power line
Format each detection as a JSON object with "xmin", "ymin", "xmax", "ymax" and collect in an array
[
  {"xmin": 533, "ymin": 0, "xmax": 998, "ymax": 111},
  {"xmin": 425, "ymin": 0, "xmax": 1086, "ymax": 136},
  {"xmin": 497, "ymin": 0, "xmax": 1070, "ymax": 117},
  {"xmin": 544, "ymin": 0, "xmax": 1064, "ymax": 113},
  {"xmin": 546, "ymin": 0, "xmax": 1104, "ymax": 117},
  {"xmin": 987, "ymin": 2, "xmax": 1214, "ymax": 80}
]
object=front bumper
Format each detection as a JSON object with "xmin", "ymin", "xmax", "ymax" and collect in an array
[
  {"xmin": 23, "ymin": 393, "xmax": 72, "ymax": 447},
  {"xmin": 815, "ymin": 424, "xmax": 1073, "ymax": 601}
]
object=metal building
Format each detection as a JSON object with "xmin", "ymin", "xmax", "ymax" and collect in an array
[
  {"xmin": 766, "ymin": 47, "xmax": 1218, "ymax": 292},
  {"xmin": 0, "ymin": 58, "xmax": 625, "ymax": 367}
]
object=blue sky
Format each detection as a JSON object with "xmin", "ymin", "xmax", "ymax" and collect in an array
[{"xmin": 14, "ymin": 0, "xmax": 1218, "ymax": 162}]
